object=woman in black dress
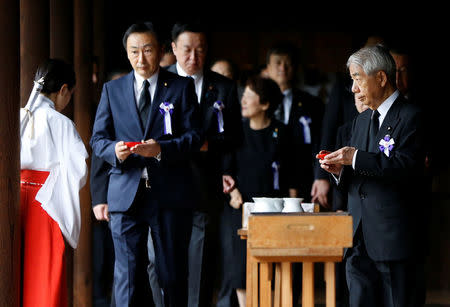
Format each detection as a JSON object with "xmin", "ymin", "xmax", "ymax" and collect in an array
[{"xmin": 217, "ymin": 75, "xmax": 297, "ymax": 307}]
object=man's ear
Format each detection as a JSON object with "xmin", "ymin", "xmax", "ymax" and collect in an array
[{"xmin": 377, "ymin": 71, "xmax": 388, "ymax": 87}]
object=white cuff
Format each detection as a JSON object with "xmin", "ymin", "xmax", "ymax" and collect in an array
[
  {"xmin": 155, "ymin": 151, "xmax": 161, "ymax": 162},
  {"xmin": 331, "ymin": 168, "xmax": 344, "ymax": 185},
  {"xmin": 352, "ymin": 149, "xmax": 358, "ymax": 169}
]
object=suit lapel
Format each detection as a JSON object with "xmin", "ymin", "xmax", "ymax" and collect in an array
[
  {"xmin": 123, "ymin": 72, "xmax": 145, "ymax": 137},
  {"xmin": 376, "ymin": 98, "xmax": 402, "ymax": 144},
  {"xmin": 145, "ymin": 69, "xmax": 168, "ymax": 137},
  {"xmin": 200, "ymin": 72, "xmax": 217, "ymax": 131},
  {"xmin": 353, "ymin": 109, "xmax": 371, "ymax": 151}
]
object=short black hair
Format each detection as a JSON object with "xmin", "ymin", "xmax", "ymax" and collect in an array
[
  {"xmin": 122, "ymin": 21, "xmax": 160, "ymax": 49},
  {"xmin": 266, "ymin": 42, "xmax": 299, "ymax": 67},
  {"xmin": 35, "ymin": 58, "xmax": 76, "ymax": 94},
  {"xmin": 245, "ymin": 75, "xmax": 283, "ymax": 118},
  {"xmin": 171, "ymin": 21, "xmax": 207, "ymax": 43}
]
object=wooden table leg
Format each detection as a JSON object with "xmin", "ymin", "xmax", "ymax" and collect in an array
[
  {"xmin": 259, "ymin": 262, "xmax": 272, "ymax": 307},
  {"xmin": 302, "ymin": 262, "xmax": 314, "ymax": 307},
  {"xmin": 280, "ymin": 262, "xmax": 292, "ymax": 307},
  {"xmin": 274, "ymin": 263, "xmax": 281, "ymax": 307},
  {"xmin": 252, "ymin": 261, "xmax": 259, "ymax": 306},
  {"xmin": 246, "ymin": 244, "xmax": 259, "ymax": 307},
  {"xmin": 324, "ymin": 262, "xmax": 336, "ymax": 307}
]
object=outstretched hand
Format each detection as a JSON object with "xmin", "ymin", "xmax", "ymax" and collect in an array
[
  {"xmin": 318, "ymin": 146, "xmax": 356, "ymax": 175},
  {"xmin": 130, "ymin": 139, "xmax": 161, "ymax": 158}
]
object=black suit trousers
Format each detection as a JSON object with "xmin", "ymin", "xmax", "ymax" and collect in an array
[{"xmin": 345, "ymin": 226, "xmax": 423, "ymax": 307}]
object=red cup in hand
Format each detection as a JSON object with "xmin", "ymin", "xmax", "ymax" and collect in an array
[
  {"xmin": 317, "ymin": 150, "xmax": 331, "ymax": 160},
  {"xmin": 125, "ymin": 141, "xmax": 141, "ymax": 148}
]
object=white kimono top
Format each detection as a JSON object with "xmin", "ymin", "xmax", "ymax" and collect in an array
[{"xmin": 20, "ymin": 94, "xmax": 88, "ymax": 248}]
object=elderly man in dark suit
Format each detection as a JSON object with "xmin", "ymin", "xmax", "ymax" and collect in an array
[
  {"xmin": 319, "ymin": 44, "xmax": 425, "ymax": 307},
  {"xmin": 90, "ymin": 21, "xmax": 202, "ymax": 307},
  {"xmin": 165, "ymin": 21, "xmax": 243, "ymax": 307}
]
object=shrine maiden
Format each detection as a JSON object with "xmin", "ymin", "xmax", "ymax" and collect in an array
[{"xmin": 20, "ymin": 58, "xmax": 88, "ymax": 307}]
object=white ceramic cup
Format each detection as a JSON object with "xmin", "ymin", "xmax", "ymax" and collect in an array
[
  {"xmin": 282, "ymin": 197, "xmax": 304, "ymax": 212},
  {"xmin": 301, "ymin": 202, "xmax": 315, "ymax": 213},
  {"xmin": 242, "ymin": 202, "xmax": 255, "ymax": 228},
  {"xmin": 252, "ymin": 197, "xmax": 277, "ymax": 212},
  {"xmin": 271, "ymin": 198, "xmax": 284, "ymax": 211}
]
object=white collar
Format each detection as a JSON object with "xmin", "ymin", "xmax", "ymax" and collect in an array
[
  {"xmin": 30, "ymin": 94, "xmax": 55, "ymax": 112},
  {"xmin": 376, "ymin": 90, "xmax": 399, "ymax": 120},
  {"xmin": 282, "ymin": 88, "xmax": 293, "ymax": 97},
  {"xmin": 134, "ymin": 69, "xmax": 159, "ymax": 87},
  {"xmin": 176, "ymin": 62, "xmax": 203, "ymax": 80}
]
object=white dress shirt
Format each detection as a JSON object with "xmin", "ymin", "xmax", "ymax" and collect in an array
[
  {"xmin": 176, "ymin": 62, "xmax": 203, "ymax": 103},
  {"xmin": 134, "ymin": 70, "xmax": 158, "ymax": 107},
  {"xmin": 282, "ymin": 88, "xmax": 293, "ymax": 124}
]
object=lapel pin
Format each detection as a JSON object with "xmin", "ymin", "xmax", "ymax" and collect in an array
[
  {"xmin": 164, "ymin": 82, "xmax": 167, "ymax": 87},
  {"xmin": 298, "ymin": 102, "xmax": 302, "ymax": 107},
  {"xmin": 387, "ymin": 126, "xmax": 392, "ymax": 131}
]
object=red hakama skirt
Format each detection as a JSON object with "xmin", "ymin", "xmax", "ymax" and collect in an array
[{"xmin": 20, "ymin": 169, "xmax": 67, "ymax": 307}]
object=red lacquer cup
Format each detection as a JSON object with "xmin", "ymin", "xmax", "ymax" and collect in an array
[
  {"xmin": 125, "ymin": 141, "xmax": 141, "ymax": 148},
  {"xmin": 317, "ymin": 150, "xmax": 331, "ymax": 160}
]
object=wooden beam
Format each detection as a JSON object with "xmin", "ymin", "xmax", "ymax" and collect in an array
[
  {"xmin": 73, "ymin": 0, "xmax": 93, "ymax": 306},
  {"xmin": 20, "ymin": 0, "xmax": 49, "ymax": 107},
  {"xmin": 0, "ymin": 2, "xmax": 20, "ymax": 306}
]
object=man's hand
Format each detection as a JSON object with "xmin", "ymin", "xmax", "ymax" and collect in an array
[
  {"xmin": 115, "ymin": 141, "xmax": 131, "ymax": 161},
  {"xmin": 130, "ymin": 139, "xmax": 161, "ymax": 158},
  {"xmin": 322, "ymin": 146, "xmax": 356, "ymax": 166},
  {"xmin": 223, "ymin": 175, "xmax": 236, "ymax": 194},
  {"xmin": 229, "ymin": 188, "xmax": 243, "ymax": 209},
  {"xmin": 93, "ymin": 204, "xmax": 109, "ymax": 221},
  {"xmin": 311, "ymin": 179, "xmax": 330, "ymax": 208},
  {"xmin": 318, "ymin": 146, "xmax": 356, "ymax": 175}
]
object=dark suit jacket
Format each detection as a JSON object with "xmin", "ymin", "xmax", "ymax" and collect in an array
[
  {"xmin": 166, "ymin": 65, "xmax": 243, "ymax": 210},
  {"xmin": 275, "ymin": 88, "xmax": 324, "ymax": 199},
  {"xmin": 90, "ymin": 153, "xmax": 109, "ymax": 206},
  {"xmin": 332, "ymin": 121, "xmax": 353, "ymax": 211},
  {"xmin": 90, "ymin": 69, "xmax": 202, "ymax": 212},
  {"xmin": 339, "ymin": 95, "xmax": 425, "ymax": 261}
]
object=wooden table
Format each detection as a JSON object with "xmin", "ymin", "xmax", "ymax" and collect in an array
[{"xmin": 239, "ymin": 212, "xmax": 352, "ymax": 307}]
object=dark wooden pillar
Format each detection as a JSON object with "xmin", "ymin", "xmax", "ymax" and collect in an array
[
  {"xmin": 73, "ymin": 0, "xmax": 93, "ymax": 306},
  {"xmin": 0, "ymin": 1, "xmax": 20, "ymax": 307},
  {"xmin": 49, "ymin": 2, "xmax": 75, "ymax": 304},
  {"xmin": 20, "ymin": 0, "xmax": 49, "ymax": 107},
  {"xmin": 92, "ymin": 0, "xmax": 106, "ymax": 102},
  {"xmin": 50, "ymin": 0, "xmax": 74, "ymax": 119}
]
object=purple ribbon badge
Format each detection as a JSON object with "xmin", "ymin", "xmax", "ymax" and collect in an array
[
  {"xmin": 271, "ymin": 161, "xmax": 280, "ymax": 190},
  {"xmin": 378, "ymin": 134, "xmax": 395, "ymax": 157},
  {"xmin": 213, "ymin": 101, "xmax": 225, "ymax": 133},
  {"xmin": 299, "ymin": 115, "xmax": 312, "ymax": 144},
  {"xmin": 159, "ymin": 102, "xmax": 174, "ymax": 134}
]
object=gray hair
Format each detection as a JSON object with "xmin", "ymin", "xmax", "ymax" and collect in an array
[{"xmin": 347, "ymin": 44, "xmax": 397, "ymax": 87}]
